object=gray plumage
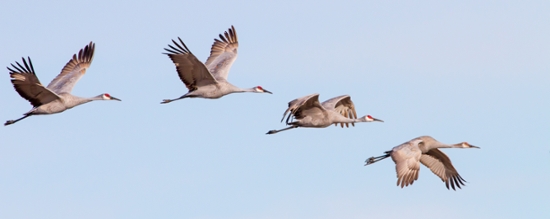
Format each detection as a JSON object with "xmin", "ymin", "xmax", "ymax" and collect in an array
[
  {"xmin": 266, "ymin": 93, "xmax": 383, "ymax": 134},
  {"xmin": 365, "ymin": 136, "xmax": 480, "ymax": 190},
  {"xmin": 5, "ymin": 42, "xmax": 121, "ymax": 126},
  {"xmin": 161, "ymin": 26, "xmax": 272, "ymax": 104}
]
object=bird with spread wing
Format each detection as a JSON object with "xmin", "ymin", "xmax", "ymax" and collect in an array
[
  {"xmin": 365, "ymin": 136, "xmax": 480, "ymax": 190},
  {"xmin": 5, "ymin": 42, "xmax": 121, "ymax": 126},
  {"xmin": 161, "ymin": 25, "xmax": 272, "ymax": 104},
  {"xmin": 266, "ymin": 93, "xmax": 383, "ymax": 134}
]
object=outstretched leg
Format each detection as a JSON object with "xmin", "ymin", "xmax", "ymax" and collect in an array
[
  {"xmin": 266, "ymin": 125, "xmax": 298, "ymax": 135},
  {"xmin": 364, "ymin": 151, "xmax": 391, "ymax": 165},
  {"xmin": 5, "ymin": 114, "xmax": 31, "ymax": 126},
  {"xmin": 161, "ymin": 94, "xmax": 189, "ymax": 104}
]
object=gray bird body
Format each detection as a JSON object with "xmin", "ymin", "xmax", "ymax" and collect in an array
[
  {"xmin": 266, "ymin": 93, "xmax": 383, "ymax": 134},
  {"xmin": 5, "ymin": 42, "xmax": 121, "ymax": 126},
  {"xmin": 161, "ymin": 26, "xmax": 271, "ymax": 104},
  {"xmin": 365, "ymin": 136, "xmax": 480, "ymax": 190}
]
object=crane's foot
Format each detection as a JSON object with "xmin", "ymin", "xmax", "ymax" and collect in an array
[
  {"xmin": 364, "ymin": 157, "xmax": 376, "ymax": 166},
  {"xmin": 4, "ymin": 120, "xmax": 15, "ymax": 126},
  {"xmin": 365, "ymin": 154, "xmax": 390, "ymax": 166},
  {"xmin": 160, "ymin": 99, "xmax": 172, "ymax": 104},
  {"xmin": 266, "ymin": 130, "xmax": 278, "ymax": 135}
]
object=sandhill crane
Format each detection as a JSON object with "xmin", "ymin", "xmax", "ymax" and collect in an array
[
  {"xmin": 5, "ymin": 42, "xmax": 121, "ymax": 126},
  {"xmin": 365, "ymin": 136, "xmax": 480, "ymax": 190},
  {"xmin": 160, "ymin": 26, "xmax": 272, "ymax": 104},
  {"xmin": 266, "ymin": 93, "xmax": 383, "ymax": 134}
]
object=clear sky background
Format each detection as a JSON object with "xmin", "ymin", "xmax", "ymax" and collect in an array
[{"xmin": 1, "ymin": 0, "xmax": 549, "ymax": 218}]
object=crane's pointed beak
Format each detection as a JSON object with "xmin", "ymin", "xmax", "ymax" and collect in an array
[
  {"xmin": 263, "ymin": 89, "xmax": 273, "ymax": 94},
  {"xmin": 373, "ymin": 118, "xmax": 384, "ymax": 122},
  {"xmin": 110, "ymin": 96, "xmax": 122, "ymax": 101},
  {"xmin": 469, "ymin": 144, "xmax": 480, "ymax": 149}
]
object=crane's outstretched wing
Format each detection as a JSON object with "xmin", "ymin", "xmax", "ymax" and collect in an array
[
  {"xmin": 8, "ymin": 57, "xmax": 61, "ymax": 107},
  {"xmin": 281, "ymin": 93, "xmax": 326, "ymax": 124},
  {"xmin": 46, "ymin": 42, "xmax": 95, "ymax": 94},
  {"xmin": 391, "ymin": 140, "xmax": 422, "ymax": 188},
  {"xmin": 322, "ymin": 95, "xmax": 358, "ymax": 128},
  {"xmin": 420, "ymin": 148, "xmax": 466, "ymax": 190},
  {"xmin": 204, "ymin": 26, "xmax": 238, "ymax": 81},
  {"xmin": 164, "ymin": 38, "xmax": 218, "ymax": 92}
]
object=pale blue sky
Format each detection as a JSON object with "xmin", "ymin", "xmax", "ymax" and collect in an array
[{"xmin": 1, "ymin": 0, "xmax": 549, "ymax": 218}]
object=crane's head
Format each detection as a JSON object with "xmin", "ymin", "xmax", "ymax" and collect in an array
[
  {"xmin": 102, "ymin": 93, "xmax": 121, "ymax": 101},
  {"xmin": 461, "ymin": 142, "xmax": 480, "ymax": 149},
  {"xmin": 362, "ymin": 115, "xmax": 384, "ymax": 122},
  {"xmin": 254, "ymin": 86, "xmax": 272, "ymax": 94}
]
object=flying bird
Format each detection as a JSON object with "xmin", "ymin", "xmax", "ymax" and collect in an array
[
  {"xmin": 5, "ymin": 42, "xmax": 121, "ymax": 126},
  {"xmin": 161, "ymin": 25, "xmax": 272, "ymax": 104},
  {"xmin": 266, "ymin": 93, "xmax": 383, "ymax": 134},
  {"xmin": 365, "ymin": 136, "xmax": 480, "ymax": 190}
]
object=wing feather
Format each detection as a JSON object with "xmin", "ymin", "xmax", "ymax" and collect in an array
[
  {"xmin": 8, "ymin": 57, "xmax": 60, "ymax": 107},
  {"xmin": 164, "ymin": 37, "xmax": 218, "ymax": 91},
  {"xmin": 46, "ymin": 42, "xmax": 94, "ymax": 94},
  {"xmin": 322, "ymin": 95, "xmax": 358, "ymax": 128},
  {"xmin": 204, "ymin": 26, "xmax": 238, "ymax": 81},
  {"xmin": 420, "ymin": 149, "xmax": 467, "ymax": 190},
  {"xmin": 391, "ymin": 141, "xmax": 422, "ymax": 188},
  {"xmin": 281, "ymin": 93, "xmax": 327, "ymax": 124}
]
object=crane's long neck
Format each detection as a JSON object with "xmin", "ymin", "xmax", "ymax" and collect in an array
[
  {"xmin": 219, "ymin": 83, "xmax": 254, "ymax": 94},
  {"xmin": 233, "ymin": 87, "xmax": 256, "ymax": 93},
  {"xmin": 333, "ymin": 116, "xmax": 360, "ymax": 124},
  {"xmin": 422, "ymin": 141, "xmax": 462, "ymax": 151},
  {"xmin": 433, "ymin": 141, "xmax": 466, "ymax": 149},
  {"xmin": 64, "ymin": 95, "xmax": 104, "ymax": 108},
  {"xmin": 429, "ymin": 142, "xmax": 453, "ymax": 149},
  {"xmin": 332, "ymin": 114, "xmax": 370, "ymax": 124}
]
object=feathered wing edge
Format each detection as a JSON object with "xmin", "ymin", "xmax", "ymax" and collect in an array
[
  {"xmin": 8, "ymin": 57, "xmax": 60, "ymax": 107},
  {"xmin": 205, "ymin": 25, "xmax": 238, "ymax": 67},
  {"xmin": 280, "ymin": 94, "xmax": 322, "ymax": 124},
  {"xmin": 163, "ymin": 37, "xmax": 218, "ymax": 91},
  {"xmin": 46, "ymin": 42, "xmax": 95, "ymax": 93},
  {"xmin": 420, "ymin": 149, "xmax": 467, "ymax": 190}
]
